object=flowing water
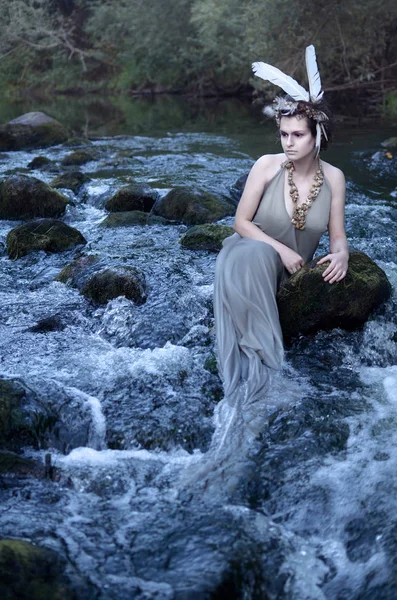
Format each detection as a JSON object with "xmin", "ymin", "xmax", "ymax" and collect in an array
[{"xmin": 0, "ymin": 96, "xmax": 396, "ymax": 599}]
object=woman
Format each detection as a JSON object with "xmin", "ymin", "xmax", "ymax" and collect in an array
[{"xmin": 214, "ymin": 47, "xmax": 349, "ymax": 407}]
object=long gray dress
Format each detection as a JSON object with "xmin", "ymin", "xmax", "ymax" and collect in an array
[{"xmin": 214, "ymin": 162, "xmax": 332, "ymax": 404}]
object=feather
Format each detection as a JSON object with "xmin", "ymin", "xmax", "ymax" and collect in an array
[
  {"xmin": 252, "ymin": 62, "xmax": 309, "ymax": 102},
  {"xmin": 315, "ymin": 123, "xmax": 322, "ymax": 156},
  {"xmin": 305, "ymin": 45, "xmax": 324, "ymax": 103},
  {"xmin": 320, "ymin": 123, "xmax": 328, "ymax": 141},
  {"xmin": 263, "ymin": 105, "xmax": 276, "ymax": 117}
]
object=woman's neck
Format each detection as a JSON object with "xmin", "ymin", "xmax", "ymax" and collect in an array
[{"xmin": 290, "ymin": 154, "xmax": 319, "ymax": 177}]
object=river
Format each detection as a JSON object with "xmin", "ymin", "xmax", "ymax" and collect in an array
[{"xmin": 0, "ymin": 95, "xmax": 396, "ymax": 599}]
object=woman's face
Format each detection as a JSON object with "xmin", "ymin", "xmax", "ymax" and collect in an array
[{"xmin": 279, "ymin": 115, "xmax": 316, "ymax": 161}]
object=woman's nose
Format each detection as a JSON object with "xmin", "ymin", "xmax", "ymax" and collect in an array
[{"xmin": 287, "ymin": 136, "xmax": 293, "ymax": 146}]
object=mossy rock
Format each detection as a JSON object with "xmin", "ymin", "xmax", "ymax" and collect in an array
[
  {"xmin": 56, "ymin": 254, "xmax": 101, "ymax": 286},
  {"xmin": 61, "ymin": 151, "xmax": 95, "ymax": 167},
  {"xmin": 0, "ymin": 379, "xmax": 36, "ymax": 451},
  {"xmin": 81, "ymin": 266, "xmax": 147, "ymax": 305},
  {"xmin": 0, "ymin": 451, "xmax": 45, "ymax": 477},
  {"xmin": 381, "ymin": 137, "xmax": 397, "ymax": 149},
  {"xmin": 180, "ymin": 224, "xmax": 234, "ymax": 252},
  {"xmin": 0, "ymin": 539, "xmax": 76, "ymax": 600},
  {"xmin": 100, "ymin": 210, "xmax": 169, "ymax": 227},
  {"xmin": 230, "ymin": 171, "xmax": 250, "ymax": 204},
  {"xmin": 0, "ymin": 112, "xmax": 68, "ymax": 151},
  {"xmin": 0, "ymin": 175, "xmax": 70, "ymax": 220},
  {"xmin": 277, "ymin": 250, "xmax": 392, "ymax": 341},
  {"xmin": 50, "ymin": 172, "xmax": 91, "ymax": 194},
  {"xmin": 27, "ymin": 156, "xmax": 54, "ymax": 170},
  {"xmin": 153, "ymin": 187, "xmax": 235, "ymax": 225},
  {"xmin": 63, "ymin": 136, "xmax": 92, "ymax": 147},
  {"xmin": 6, "ymin": 219, "xmax": 86, "ymax": 259},
  {"xmin": 104, "ymin": 183, "xmax": 159, "ymax": 213}
]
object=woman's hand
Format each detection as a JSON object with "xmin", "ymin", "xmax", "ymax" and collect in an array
[
  {"xmin": 317, "ymin": 251, "xmax": 348, "ymax": 284},
  {"xmin": 278, "ymin": 247, "xmax": 304, "ymax": 274}
]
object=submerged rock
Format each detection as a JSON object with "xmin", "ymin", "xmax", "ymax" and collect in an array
[
  {"xmin": 0, "ymin": 377, "xmax": 96, "ymax": 454},
  {"xmin": 104, "ymin": 183, "xmax": 159, "ymax": 212},
  {"xmin": 57, "ymin": 255, "xmax": 147, "ymax": 305},
  {"xmin": 27, "ymin": 156, "xmax": 54, "ymax": 171},
  {"xmin": 0, "ymin": 175, "xmax": 70, "ymax": 220},
  {"xmin": 0, "ymin": 451, "xmax": 45, "ymax": 478},
  {"xmin": 153, "ymin": 186, "xmax": 234, "ymax": 225},
  {"xmin": 277, "ymin": 250, "xmax": 392, "ymax": 340},
  {"xmin": 61, "ymin": 150, "xmax": 95, "ymax": 167},
  {"xmin": 50, "ymin": 172, "xmax": 91, "ymax": 194},
  {"xmin": 180, "ymin": 223, "xmax": 234, "ymax": 251},
  {"xmin": 28, "ymin": 314, "xmax": 65, "ymax": 333},
  {"xmin": 0, "ymin": 539, "xmax": 76, "ymax": 600},
  {"xmin": 6, "ymin": 219, "xmax": 86, "ymax": 259},
  {"xmin": 81, "ymin": 266, "xmax": 147, "ymax": 305},
  {"xmin": 100, "ymin": 210, "xmax": 169, "ymax": 227},
  {"xmin": 0, "ymin": 112, "xmax": 68, "ymax": 151}
]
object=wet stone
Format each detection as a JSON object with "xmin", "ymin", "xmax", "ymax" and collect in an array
[
  {"xmin": 0, "ymin": 112, "xmax": 68, "ymax": 151},
  {"xmin": 153, "ymin": 186, "xmax": 235, "ymax": 225},
  {"xmin": 0, "ymin": 174, "xmax": 70, "ymax": 220},
  {"xmin": 50, "ymin": 172, "xmax": 91, "ymax": 194},
  {"xmin": 61, "ymin": 151, "xmax": 95, "ymax": 167},
  {"xmin": 100, "ymin": 210, "xmax": 169, "ymax": 227},
  {"xmin": 6, "ymin": 219, "xmax": 86, "ymax": 259},
  {"xmin": 104, "ymin": 183, "xmax": 159, "ymax": 213},
  {"xmin": 180, "ymin": 223, "xmax": 234, "ymax": 252}
]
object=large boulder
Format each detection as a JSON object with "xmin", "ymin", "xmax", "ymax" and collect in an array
[
  {"xmin": 180, "ymin": 224, "xmax": 234, "ymax": 251},
  {"xmin": 0, "ymin": 539, "xmax": 76, "ymax": 600},
  {"xmin": 6, "ymin": 219, "xmax": 86, "ymax": 259},
  {"xmin": 57, "ymin": 255, "xmax": 147, "ymax": 305},
  {"xmin": 100, "ymin": 210, "xmax": 169, "ymax": 227},
  {"xmin": 277, "ymin": 250, "xmax": 392, "ymax": 340},
  {"xmin": 0, "ymin": 112, "xmax": 68, "ymax": 151},
  {"xmin": 153, "ymin": 186, "xmax": 234, "ymax": 225},
  {"xmin": 104, "ymin": 183, "xmax": 159, "ymax": 212},
  {"xmin": 50, "ymin": 172, "xmax": 91, "ymax": 194},
  {"xmin": 0, "ymin": 175, "xmax": 70, "ymax": 220},
  {"xmin": 0, "ymin": 379, "xmax": 37, "ymax": 451}
]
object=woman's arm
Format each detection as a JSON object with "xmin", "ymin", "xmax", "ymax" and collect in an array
[
  {"xmin": 317, "ymin": 167, "xmax": 349, "ymax": 284},
  {"xmin": 234, "ymin": 155, "xmax": 305, "ymax": 274}
]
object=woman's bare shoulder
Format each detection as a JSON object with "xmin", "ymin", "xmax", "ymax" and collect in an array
[
  {"xmin": 251, "ymin": 153, "xmax": 286, "ymax": 179},
  {"xmin": 321, "ymin": 160, "xmax": 345, "ymax": 185}
]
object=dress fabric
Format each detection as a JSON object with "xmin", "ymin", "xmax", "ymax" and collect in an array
[{"xmin": 214, "ymin": 162, "xmax": 332, "ymax": 403}]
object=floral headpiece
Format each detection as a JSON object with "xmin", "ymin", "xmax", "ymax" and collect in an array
[{"xmin": 252, "ymin": 46, "xmax": 328, "ymax": 154}]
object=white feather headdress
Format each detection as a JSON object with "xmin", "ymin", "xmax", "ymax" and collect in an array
[{"xmin": 252, "ymin": 45, "xmax": 327, "ymax": 154}]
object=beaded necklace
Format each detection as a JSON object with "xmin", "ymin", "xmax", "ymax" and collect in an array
[{"xmin": 284, "ymin": 160, "xmax": 324, "ymax": 230}]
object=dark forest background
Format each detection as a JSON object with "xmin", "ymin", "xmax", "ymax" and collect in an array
[{"xmin": 0, "ymin": 0, "xmax": 396, "ymax": 116}]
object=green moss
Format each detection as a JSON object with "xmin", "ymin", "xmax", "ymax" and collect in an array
[
  {"xmin": 27, "ymin": 156, "xmax": 53, "ymax": 170},
  {"xmin": 6, "ymin": 219, "xmax": 86, "ymax": 260},
  {"xmin": 180, "ymin": 224, "xmax": 234, "ymax": 251},
  {"xmin": 0, "ymin": 539, "xmax": 75, "ymax": 600},
  {"xmin": 100, "ymin": 210, "xmax": 169, "ymax": 227}
]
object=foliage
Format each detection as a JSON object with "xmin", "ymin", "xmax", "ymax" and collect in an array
[{"xmin": 0, "ymin": 0, "xmax": 396, "ymax": 112}]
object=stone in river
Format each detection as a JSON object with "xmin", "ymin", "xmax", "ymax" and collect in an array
[
  {"xmin": 27, "ymin": 156, "xmax": 54, "ymax": 171},
  {"xmin": 180, "ymin": 223, "xmax": 234, "ymax": 252},
  {"xmin": 153, "ymin": 186, "xmax": 235, "ymax": 225},
  {"xmin": 81, "ymin": 266, "xmax": 147, "ymax": 305},
  {"xmin": 0, "ymin": 175, "xmax": 70, "ymax": 220},
  {"xmin": 0, "ymin": 112, "xmax": 68, "ymax": 150},
  {"xmin": 0, "ymin": 539, "xmax": 76, "ymax": 599},
  {"xmin": 61, "ymin": 150, "xmax": 95, "ymax": 166},
  {"xmin": 100, "ymin": 210, "xmax": 169, "ymax": 227},
  {"xmin": 277, "ymin": 250, "xmax": 392, "ymax": 341},
  {"xmin": 50, "ymin": 171, "xmax": 91, "ymax": 194},
  {"xmin": 104, "ymin": 183, "xmax": 159, "ymax": 213},
  {"xmin": 6, "ymin": 219, "xmax": 86, "ymax": 259}
]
